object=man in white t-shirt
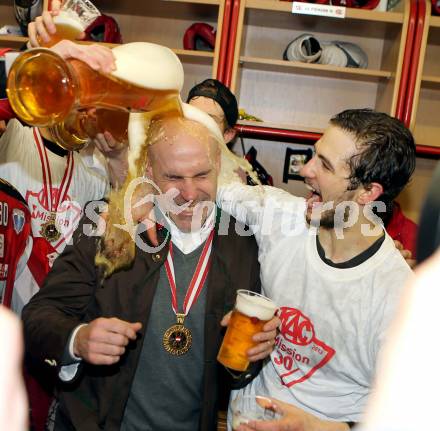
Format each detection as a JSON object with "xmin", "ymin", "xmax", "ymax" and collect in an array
[{"xmin": 214, "ymin": 109, "xmax": 415, "ymax": 431}]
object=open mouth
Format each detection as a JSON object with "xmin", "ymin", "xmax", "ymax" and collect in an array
[{"xmin": 305, "ymin": 183, "xmax": 323, "ymax": 210}]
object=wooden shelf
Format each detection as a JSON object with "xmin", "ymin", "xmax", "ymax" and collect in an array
[
  {"xmin": 422, "ymin": 75, "xmax": 440, "ymax": 84},
  {"xmin": 239, "ymin": 56, "xmax": 392, "ymax": 80},
  {"xmin": 173, "ymin": 49, "xmax": 214, "ymax": 58},
  {"xmin": 245, "ymin": 0, "xmax": 404, "ymax": 23},
  {"xmin": 430, "ymin": 15, "xmax": 440, "ymax": 27},
  {"xmin": 161, "ymin": 0, "xmax": 220, "ymax": 4},
  {"xmin": 0, "ymin": 35, "xmax": 27, "ymax": 46},
  {"xmin": 237, "ymin": 119, "xmax": 324, "ymax": 134}
]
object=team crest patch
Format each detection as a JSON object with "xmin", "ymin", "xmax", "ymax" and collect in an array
[
  {"xmin": 12, "ymin": 209, "xmax": 25, "ymax": 234},
  {"xmin": 272, "ymin": 307, "xmax": 335, "ymax": 387}
]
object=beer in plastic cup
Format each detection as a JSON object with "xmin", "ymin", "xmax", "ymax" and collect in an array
[{"xmin": 217, "ymin": 290, "xmax": 276, "ymax": 372}]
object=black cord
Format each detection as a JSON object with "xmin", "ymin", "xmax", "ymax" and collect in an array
[{"xmin": 240, "ymin": 135, "xmax": 246, "ymax": 156}]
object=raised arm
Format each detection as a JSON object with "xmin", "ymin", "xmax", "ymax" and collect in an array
[{"xmin": 217, "ymin": 182, "xmax": 306, "ymax": 243}]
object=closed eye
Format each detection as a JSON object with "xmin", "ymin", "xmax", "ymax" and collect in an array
[
  {"xmin": 318, "ymin": 155, "xmax": 334, "ymax": 173},
  {"xmin": 195, "ymin": 170, "xmax": 212, "ymax": 178}
]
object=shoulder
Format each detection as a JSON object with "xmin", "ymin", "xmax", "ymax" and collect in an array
[
  {"xmin": 213, "ymin": 210, "xmax": 259, "ymax": 263},
  {"xmin": 369, "ymin": 236, "xmax": 413, "ymax": 299},
  {"xmin": 0, "ymin": 119, "xmax": 29, "ymax": 145}
]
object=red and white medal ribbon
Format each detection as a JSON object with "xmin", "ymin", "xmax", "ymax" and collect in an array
[
  {"xmin": 33, "ymin": 128, "xmax": 74, "ymax": 212},
  {"xmin": 164, "ymin": 229, "xmax": 215, "ymax": 317}
]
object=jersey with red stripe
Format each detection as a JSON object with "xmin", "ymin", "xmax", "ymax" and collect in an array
[
  {"xmin": 0, "ymin": 178, "xmax": 32, "ymax": 311},
  {"xmin": 0, "ymin": 120, "xmax": 109, "ymax": 299}
]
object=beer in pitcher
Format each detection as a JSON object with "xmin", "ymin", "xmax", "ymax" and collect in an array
[
  {"xmin": 7, "ymin": 42, "xmax": 184, "ymax": 149},
  {"xmin": 217, "ymin": 290, "xmax": 277, "ymax": 372}
]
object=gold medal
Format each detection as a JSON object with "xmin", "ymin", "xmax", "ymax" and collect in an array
[
  {"xmin": 34, "ymin": 128, "xmax": 74, "ymax": 246},
  {"xmin": 162, "ymin": 231, "xmax": 214, "ymax": 357},
  {"xmin": 163, "ymin": 314, "xmax": 192, "ymax": 356},
  {"xmin": 40, "ymin": 213, "xmax": 61, "ymax": 242}
]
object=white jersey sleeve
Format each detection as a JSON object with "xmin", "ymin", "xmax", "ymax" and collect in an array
[{"xmin": 217, "ymin": 183, "xmax": 307, "ymax": 245}]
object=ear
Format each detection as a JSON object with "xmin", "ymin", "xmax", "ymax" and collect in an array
[
  {"xmin": 223, "ymin": 127, "xmax": 237, "ymax": 144},
  {"xmin": 357, "ymin": 182, "xmax": 383, "ymax": 205}
]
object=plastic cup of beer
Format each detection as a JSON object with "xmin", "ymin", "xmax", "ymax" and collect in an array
[
  {"xmin": 217, "ymin": 290, "xmax": 277, "ymax": 372},
  {"xmin": 231, "ymin": 394, "xmax": 281, "ymax": 430},
  {"xmin": 40, "ymin": 0, "xmax": 101, "ymax": 46}
]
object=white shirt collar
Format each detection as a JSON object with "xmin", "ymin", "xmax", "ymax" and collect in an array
[{"xmin": 157, "ymin": 205, "xmax": 216, "ymax": 255}]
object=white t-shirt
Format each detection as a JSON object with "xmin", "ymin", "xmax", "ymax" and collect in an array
[
  {"xmin": 0, "ymin": 120, "xmax": 109, "ymax": 310},
  {"xmin": 217, "ymin": 183, "xmax": 413, "ymax": 425}
]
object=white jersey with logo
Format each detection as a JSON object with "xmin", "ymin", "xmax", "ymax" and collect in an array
[
  {"xmin": 217, "ymin": 183, "xmax": 412, "ymax": 424},
  {"xmin": 0, "ymin": 120, "xmax": 109, "ymax": 307},
  {"xmin": 0, "ymin": 119, "xmax": 109, "ymax": 253}
]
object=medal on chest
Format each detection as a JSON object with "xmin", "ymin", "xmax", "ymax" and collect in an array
[
  {"xmin": 34, "ymin": 128, "xmax": 74, "ymax": 244},
  {"xmin": 162, "ymin": 230, "xmax": 214, "ymax": 356},
  {"xmin": 40, "ymin": 212, "xmax": 61, "ymax": 242},
  {"xmin": 163, "ymin": 313, "xmax": 193, "ymax": 356}
]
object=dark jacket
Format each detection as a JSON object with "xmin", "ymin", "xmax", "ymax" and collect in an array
[{"xmin": 22, "ymin": 211, "xmax": 261, "ymax": 430}]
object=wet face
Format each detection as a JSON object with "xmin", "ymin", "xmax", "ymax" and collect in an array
[
  {"xmin": 147, "ymin": 117, "xmax": 220, "ymax": 232},
  {"xmin": 300, "ymin": 125, "xmax": 359, "ymax": 229},
  {"xmin": 189, "ymin": 96, "xmax": 227, "ymax": 134}
]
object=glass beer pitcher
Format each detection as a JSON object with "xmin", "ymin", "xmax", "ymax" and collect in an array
[{"xmin": 7, "ymin": 42, "xmax": 184, "ymax": 149}]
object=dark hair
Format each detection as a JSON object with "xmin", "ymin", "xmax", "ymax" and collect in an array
[
  {"xmin": 330, "ymin": 108, "xmax": 416, "ymax": 204},
  {"xmin": 186, "ymin": 79, "xmax": 238, "ymax": 128}
]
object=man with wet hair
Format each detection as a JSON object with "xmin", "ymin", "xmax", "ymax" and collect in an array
[
  {"xmin": 215, "ymin": 109, "xmax": 415, "ymax": 431},
  {"xmin": 22, "ymin": 105, "xmax": 278, "ymax": 431}
]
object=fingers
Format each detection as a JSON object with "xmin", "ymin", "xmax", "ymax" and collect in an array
[
  {"xmin": 400, "ymin": 249, "xmax": 412, "ymax": 260},
  {"xmin": 256, "ymin": 397, "xmax": 288, "ymax": 416},
  {"xmin": 51, "ymin": 41, "xmax": 116, "ymax": 74},
  {"xmin": 28, "ymin": 11, "xmax": 55, "ymax": 47},
  {"xmin": 51, "ymin": 0, "xmax": 63, "ymax": 12},
  {"xmin": 94, "ymin": 132, "xmax": 126, "ymax": 159},
  {"xmin": 74, "ymin": 317, "xmax": 142, "ymax": 365},
  {"xmin": 247, "ymin": 339, "xmax": 275, "ymax": 362},
  {"xmin": 263, "ymin": 315, "xmax": 281, "ymax": 332},
  {"xmin": 103, "ymin": 317, "xmax": 142, "ymax": 340},
  {"xmin": 220, "ymin": 311, "xmax": 232, "ymax": 327},
  {"xmin": 394, "ymin": 240, "xmax": 404, "ymax": 251},
  {"xmin": 145, "ymin": 223, "xmax": 159, "ymax": 246},
  {"xmin": 248, "ymin": 316, "xmax": 280, "ymax": 361},
  {"xmin": 406, "ymin": 258, "xmax": 417, "ymax": 269},
  {"xmin": 82, "ymin": 44, "xmax": 116, "ymax": 74}
]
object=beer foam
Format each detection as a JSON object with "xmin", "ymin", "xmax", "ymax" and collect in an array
[
  {"xmin": 53, "ymin": 12, "xmax": 84, "ymax": 33},
  {"xmin": 127, "ymin": 103, "xmax": 221, "ymax": 177},
  {"xmin": 127, "ymin": 103, "xmax": 258, "ymax": 184},
  {"xmin": 111, "ymin": 42, "xmax": 184, "ymax": 92},
  {"xmin": 235, "ymin": 291, "xmax": 276, "ymax": 321},
  {"xmin": 181, "ymin": 102, "xmax": 223, "ymax": 144},
  {"xmin": 181, "ymin": 104, "xmax": 259, "ymax": 186}
]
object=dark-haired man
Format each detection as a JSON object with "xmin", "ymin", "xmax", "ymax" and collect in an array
[{"xmin": 216, "ymin": 109, "xmax": 415, "ymax": 431}]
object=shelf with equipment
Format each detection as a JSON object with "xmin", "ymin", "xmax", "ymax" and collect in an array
[
  {"xmin": 225, "ymin": 0, "xmax": 410, "ymax": 134},
  {"xmin": 0, "ymin": 0, "xmax": 232, "ymax": 97},
  {"xmin": 409, "ymin": 0, "xmax": 440, "ymax": 149},
  {"xmin": 0, "ymin": 0, "xmax": 28, "ymax": 49},
  {"xmin": 90, "ymin": 0, "xmax": 228, "ymax": 97}
]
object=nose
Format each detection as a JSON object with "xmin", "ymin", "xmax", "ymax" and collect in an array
[
  {"xmin": 180, "ymin": 179, "xmax": 198, "ymax": 203},
  {"xmin": 299, "ymin": 155, "xmax": 316, "ymax": 179}
]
